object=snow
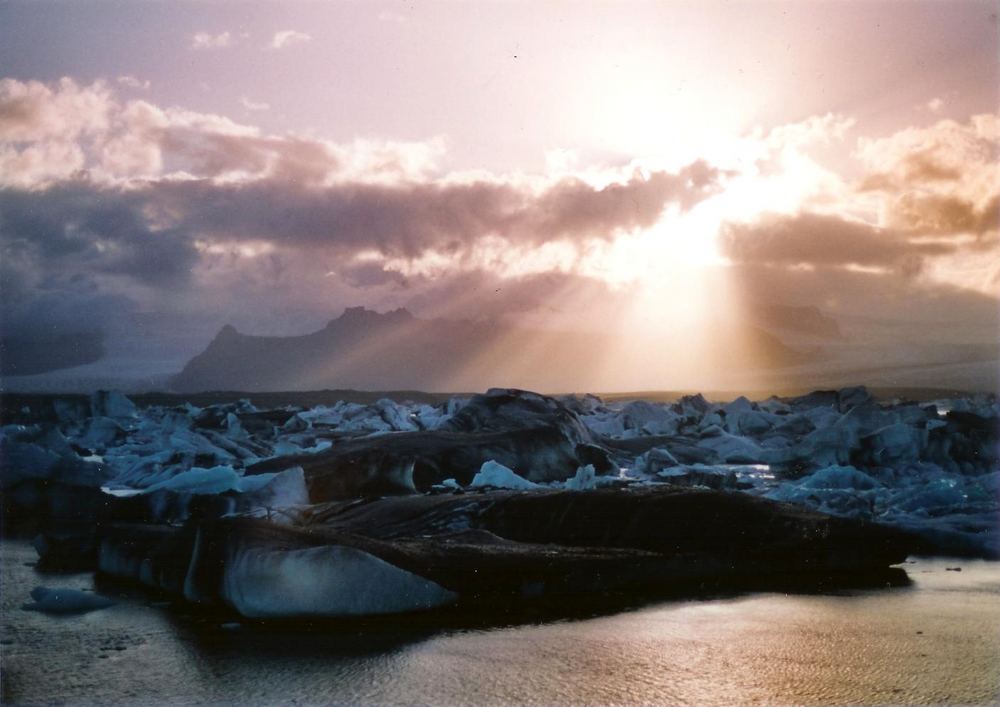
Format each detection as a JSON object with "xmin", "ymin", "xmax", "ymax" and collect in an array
[
  {"xmin": 221, "ymin": 545, "xmax": 457, "ymax": 618},
  {"xmin": 22, "ymin": 586, "xmax": 115, "ymax": 614},
  {"xmin": 469, "ymin": 460, "xmax": 541, "ymax": 490}
]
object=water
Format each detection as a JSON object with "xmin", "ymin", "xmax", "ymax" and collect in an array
[{"xmin": 3, "ymin": 539, "xmax": 999, "ymax": 705}]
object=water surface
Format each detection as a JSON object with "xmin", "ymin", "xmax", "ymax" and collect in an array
[{"xmin": 2, "ymin": 540, "xmax": 998, "ymax": 705}]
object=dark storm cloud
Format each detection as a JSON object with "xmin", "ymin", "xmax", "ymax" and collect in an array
[
  {"xmin": 719, "ymin": 212, "xmax": 955, "ymax": 270},
  {"xmin": 150, "ymin": 160, "xmax": 718, "ymax": 257},
  {"xmin": 337, "ymin": 261, "xmax": 409, "ymax": 289},
  {"xmin": 0, "ymin": 271, "xmax": 136, "ymax": 375},
  {"xmin": 0, "ymin": 182, "xmax": 199, "ymax": 287},
  {"xmin": 0, "ymin": 159, "xmax": 717, "ymax": 295},
  {"xmin": 0, "ymin": 181, "xmax": 196, "ymax": 372}
]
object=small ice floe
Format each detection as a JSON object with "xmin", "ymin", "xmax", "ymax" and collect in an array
[
  {"xmin": 22, "ymin": 587, "xmax": 115, "ymax": 615},
  {"xmin": 469, "ymin": 460, "xmax": 540, "ymax": 490}
]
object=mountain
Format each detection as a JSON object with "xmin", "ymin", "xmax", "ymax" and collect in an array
[{"xmin": 169, "ymin": 307, "xmax": 811, "ymax": 393}]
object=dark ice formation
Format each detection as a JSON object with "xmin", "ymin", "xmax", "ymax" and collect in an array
[{"xmin": 2, "ymin": 385, "xmax": 997, "ymax": 619}]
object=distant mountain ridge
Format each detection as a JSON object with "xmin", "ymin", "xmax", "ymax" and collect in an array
[{"xmin": 170, "ymin": 307, "xmax": 811, "ymax": 393}]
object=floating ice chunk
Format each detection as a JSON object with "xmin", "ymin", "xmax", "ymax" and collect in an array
[
  {"xmin": 469, "ymin": 460, "xmax": 540, "ymax": 490},
  {"xmin": 78, "ymin": 417, "xmax": 126, "ymax": 450},
  {"xmin": 802, "ymin": 405, "xmax": 841, "ymax": 430},
  {"xmin": 298, "ymin": 404, "xmax": 345, "ymax": 427},
  {"xmin": 0, "ymin": 440, "xmax": 60, "ymax": 486},
  {"xmin": 798, "ymin": 465, "xmax": 880, "ymax": 491},
  {"xmin": 23, "ymin": 586, "xmax": 115, "ymax": 614},
  {"xmin": 699, "ymin": 411, "xmax": 724, "ymax": 432},
  {"xmin": 53, "ymin": 398, "xmax": 89, "ymax": 425},
  {"xmin": 225, "ymin": 413, "xmax": 248, "ymax": 440},
  {"xmin": 766, "ymin": 483, "xmax": 885, "ymax": 519},
  {"xmin": 280, "ymin": 413, "xmax": 310, "ymax": 433},
  {"xmin": 656, "ymin": 464, "xmax": 738, "ymax": 490},
  {"xmin": 90, "ymin": 390, "xmax": 137, "ymax": 419},
  {"xmin": 564, "ymin": 464, "xmax": 597, "ymax": 491},
  {"xmin": 790, "ymin": 423, "xmax": 856, "ymax": 468},
  {"xmin": 621, "ymin": 401, "xmax": 678, "ymax": 436},
  {"xmin": 696, "ymin": 427, "xmax": 765, "ymax": 463},
  {"xmin": 862, "ymin": 423, "xmax": 926, "ymax": 466},
  {"xmin": 272, "ymin": 440, "xmax": 304, "ymax": 457},
  {"xmin": 758, "ymin": 397, "xmax": 791, "ymax": 415},
  {"xmin": 674, "ymin": 393, "xmax": 710, "ymax": 418},
  {"xmin": 410, "ymin": 403, "xmax": 448, "ymax": 430},
  {"xmin": 581, "ymin": 411, "xmax": 627, "ymax": 438},
  {"xmin": 837, "ymin": 386, "xmax": 874, "ymax": 412},
  {"xmin": 444, "ymin": 396, "xmax": 469, "ymax": 417},
  {"xmin": 892, "ymin": 477, "xmax": 968, "ymax": 515},
  {"xmin": 725, "ymin": 396, "xmax": 754, "ymax": 415},
  {"xmin": 725, "ymin": 408, "xmax": 777, "ymax": 436},
  {"xmin": 632, "ymin": 447, "xmax": 680, "ymax": 475},
  {"xmin": 374, "ymin": 398, "xmax": 420, "ymax": 432},
  {"xmin": 141, "ymin": 465, "xmax": 270, "ymax": 495},
  {"xmin": 221, "ymin": 545, "xmax": 457, "ymax": 618},
  {"xmin": 240, "ymin": 467, "xmax": 309, "ymax": 511}
]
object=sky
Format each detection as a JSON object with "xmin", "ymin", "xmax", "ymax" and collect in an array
[{"xmin": 0, "ymin": 0, "xmax": 998, "ymax": 390}]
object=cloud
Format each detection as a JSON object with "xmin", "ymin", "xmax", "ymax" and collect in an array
[
  {"xmin": 143, "ymin": 161, "xmax": 717, "ymax": 262},
  {"xmin": 857, "ymin": 114, "xmax": 999, "ymax": 238},
  {"xmin": 116, "ymin": 75, "xmax": 151, "ymax": 90},
  {"xmin": 0, "ymin": 77, "xmax": 111, "ymax": 143},
  {"xmin": 0, "ymin": 183, "xmax": 200, "ymax": 288},
  {"xmin": 0, "ymin": 267, "xmax": 135, "ymax": 375},
  {"xmin": 719, "ymin": 212, "xmax": 954, "ymax": 272},
  {"xmin": 240, "ymin": 96, "xmax": 270, "ymax": 112},
  {"xmin": 0, "ymin": 79, "xmax": 719, "ymax": 260},
  {"xmin": 0, "ymin": 77, "xmax": 723, "ymax": 364},
  {"xmin": 4, "ymin": 77, "xmax": 994, "ymax": 381},
  {"xmin": 0, "ymin": 78, "xmax": 449, "ymax": 187},
  {"xmin": 191, "ymin": 31, "xmax": 234, "ymax": 50},
  {"xmin": 270, "ymin": 30, "xmax": 311, "ymax": 49}
]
